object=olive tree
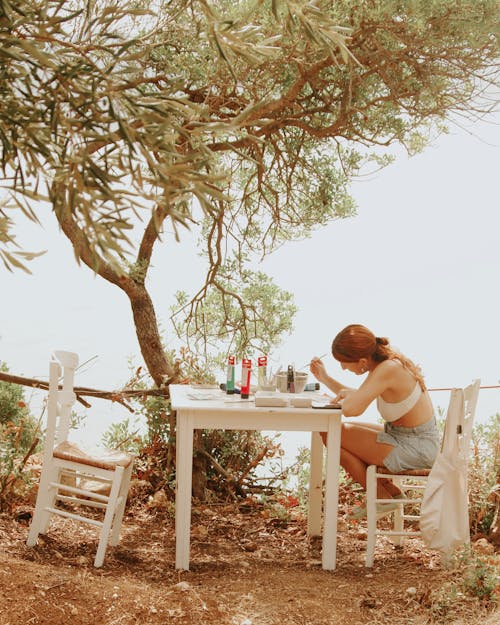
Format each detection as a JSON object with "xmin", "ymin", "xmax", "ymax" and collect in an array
[{"xmin": 1, "ymin": 0, "xmax": 498, "ymax": 387}]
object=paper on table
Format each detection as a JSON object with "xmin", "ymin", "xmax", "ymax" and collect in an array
[{"xmin": 186, "ymin": 390, "xmax": 222, "ymax": 401}]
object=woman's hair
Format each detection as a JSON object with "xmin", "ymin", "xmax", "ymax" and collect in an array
[{"xmin": 331, "ymin": 324, "xmax": 426, "ymax": 390}]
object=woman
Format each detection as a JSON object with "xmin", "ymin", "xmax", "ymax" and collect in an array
[{"xmin": 310, "ymin": 324, "xmax": 439, "ymax": 519}]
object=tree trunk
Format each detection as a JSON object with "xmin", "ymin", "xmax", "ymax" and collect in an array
[
  {"xmin": 54, "ymin": 200, "xmax": 176, "ymax": 388},
  {"xmin": 126, "ymin": 282, "xmax": 175, "ymax": 387},
  {"xmin": 55, "ymin": 207, "xmax": 206, "ymax": 498}
]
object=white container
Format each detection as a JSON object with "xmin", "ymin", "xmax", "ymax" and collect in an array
[
  {"xmin": 291, "ymin": 395, "xmax": 312, "ymax": 408},
  {"xmin": 276, "ymin": 371, "xmax": 308, "ymax": 393}
]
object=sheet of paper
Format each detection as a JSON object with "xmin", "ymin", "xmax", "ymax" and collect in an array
[{"xmin": 186, "ymin": 391, "xmax": 222, "ymax": 401}]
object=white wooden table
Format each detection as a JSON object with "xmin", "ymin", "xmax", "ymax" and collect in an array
[{"xmin": 170, "ymin": 384, "xmax": 343, "ymax": 571}]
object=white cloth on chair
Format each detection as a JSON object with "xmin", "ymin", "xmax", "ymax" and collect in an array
[{"xmin": 419, "ymin": 388, "xmax": 469, "ymax": 554}]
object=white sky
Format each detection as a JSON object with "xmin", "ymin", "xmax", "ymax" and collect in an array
[{"xmin": 1, "ymin": 114, "xmax": 499, "ymax": 454}]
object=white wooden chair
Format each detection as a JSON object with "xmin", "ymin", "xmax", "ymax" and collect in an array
[
  {"xmin": 365, "ymin": 379, "xmax": 480, "ymax": 567},
  {"xmin": 27, "ymin": 350, "xmax": 134, "ymax": 567}
]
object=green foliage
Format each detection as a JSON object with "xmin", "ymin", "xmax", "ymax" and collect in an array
[
  {"xmin": 1, "ymin": 0, "xmax": 498, "ymax": 363},
  {"xmin": 101, "ymin": 356, "xmax": 173, "ymax": 445},
  {"xmin": 0, "ymin": 362, "xmax": 40, "ymax": 508},
  {"xmin": 460, "ymin": 549, "xmax": 499, "ymax": 603},
  {"xmin": 171, "ymin": 270, "xmax": 297, "ymax": 363},
  {"xmin": 0, "ymin": 362, "xmax": 39, "ymax": 452},
  {"xmin": 469, "ymin": 413, "xmax": 500, "ymax": 534},
  {"xmin": 100, "ymin": 416, "xmax": 144, "ymax": 456},
  {"xmin": 429, "ymin": 548, "xmax": 499, "ymax": 620}
]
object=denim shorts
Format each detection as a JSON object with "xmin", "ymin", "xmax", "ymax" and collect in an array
[{"xmin": 377, "ymin": 417, "xmax": 440, "ymax": 473}]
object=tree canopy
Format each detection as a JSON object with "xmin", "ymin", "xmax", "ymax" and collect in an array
[{"xmin": 1, "ymin": 0, "xmax": 498, "ymax": 384}]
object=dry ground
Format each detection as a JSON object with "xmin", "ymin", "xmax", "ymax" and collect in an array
[{"xmin": 0, "ymin": 492, "xmax": 498, "ymax": 625}]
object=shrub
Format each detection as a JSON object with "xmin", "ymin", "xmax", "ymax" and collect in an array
[
  {"xmin": 469, "ymin": 413, "xmax": 500, "ymax": 535},
  {"xmin": 0, "ymin": 363, "xmax": 41, "ymax": 509},
  {"xmin": 429, "ymin": 548, "xmax": 499, "ymax": 621}
]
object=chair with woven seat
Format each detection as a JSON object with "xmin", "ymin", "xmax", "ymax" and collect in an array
[
  {"xmin": 27, "ymin": 350, "xmax": 134, "ymax": 567},
  {"xmin": 365, "ymin": 379, "xmax": 480, "ymax": 567}
]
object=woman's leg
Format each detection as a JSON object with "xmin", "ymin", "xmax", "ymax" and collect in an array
[
  {"xmin": 319, "ymin": 421, "xmax": 382, "ymax": 445},
  {"xmin": 340, "ymin": 423, "xmax": 401, "ymax": 498}
]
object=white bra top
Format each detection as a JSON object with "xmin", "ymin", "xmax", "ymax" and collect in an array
[{"xmin": 377, "ymin": 381, "xmax": 422, "ymax": 422}]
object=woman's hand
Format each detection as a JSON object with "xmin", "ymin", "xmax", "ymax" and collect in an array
[
  {"xmin": 333, "ymin": 388, "xmax": 355, "ymax": 405},
  {"xmin": 310, "ymin": 356, "xmax": 328, "ymax": 384}
]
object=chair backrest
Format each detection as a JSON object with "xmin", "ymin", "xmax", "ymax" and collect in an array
[
  {"xmin": 43, "ymin": 350, "xmax": 79, "ymax": 462},
  {"xmin": 440, "ymin": 379, "xmax": 480, "ymax": 460}
]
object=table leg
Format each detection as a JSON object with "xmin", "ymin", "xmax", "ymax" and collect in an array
[
  {"xmin": 175, "ymin": 409, "xmax": 194, "ymax": 570},
  {"xmin": 321, "ymin": 414, "xmax": 341, "ymax": 570},
  {"xmin": 308, "ymin": 431, "xmax": 324, "ymax": 536}
]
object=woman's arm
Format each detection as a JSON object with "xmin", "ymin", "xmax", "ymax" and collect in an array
[{"xmin": 339, "ymin": 362, "xmax": 393, "ymax": 417}]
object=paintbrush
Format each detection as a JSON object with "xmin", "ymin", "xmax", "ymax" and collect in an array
[{"xmin": 298, "ymin": 353, "xmax": 328, "ymax": 371}]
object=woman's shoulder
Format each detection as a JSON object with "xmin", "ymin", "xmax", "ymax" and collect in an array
[
  {"xmin": 373, "ymin": 358, "xmax": 407, "ymax": 380},
  {"xmin": 375, "ymin": 357, "xmax": 421, "ymax": 390}
]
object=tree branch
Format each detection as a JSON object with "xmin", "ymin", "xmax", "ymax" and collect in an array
[{"xmin": 0, "ymin": 371, "xmax": 172, "ymax": 412}]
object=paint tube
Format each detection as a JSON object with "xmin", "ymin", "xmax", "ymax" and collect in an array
[
  {"xmin": 226, "ymin": 355, "xmax": 236, "ymax": 394},
  {"xmin": 257, "ymin": 355, "xmax": 268, "ymax": 389},
  {"xmin": 240, "ymin": 358, "xmax": 251, "ymax": 398},
  {"xmin": 304, "ymin": 382, "xmax": 320, "ymax": 391}
]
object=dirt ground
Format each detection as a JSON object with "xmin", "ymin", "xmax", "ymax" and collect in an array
[{"xmin": 1, "ymin": 489, "xmax": 498, "ymax": 625}]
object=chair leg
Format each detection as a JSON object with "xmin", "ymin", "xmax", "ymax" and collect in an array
[
  {"xmin": 392, "ymin": 476, "xmax": 404, "ymax": 546},
  {"xmin": 393, "ymin": 504, "xmax": 404, "ymax": 546},
  {"xmin": 109, "ymin": 463, "xmax": 133, "ymax": 546},
  {"xmin": 94, "ymin": 466, "xmax": 124, "ymax": 567},
  {"xmin": 365, "ymin": 465, "xmax": 377, "ymax": 567},
  {"xmin": 27, "ymin": 465, "xmax": 60, "ymax": 545}
]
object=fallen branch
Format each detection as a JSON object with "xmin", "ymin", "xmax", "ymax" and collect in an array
[
  {"xmin": 0, "ymin": 370, "xmax": 171, "ymax": 412},
  {"xmin": 236, "ymin": 443, "xmax": 273, "ymax": 486},
  {"xmin": 198, "ymin": 449, "xmax": 243, "ymax": 500}
]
